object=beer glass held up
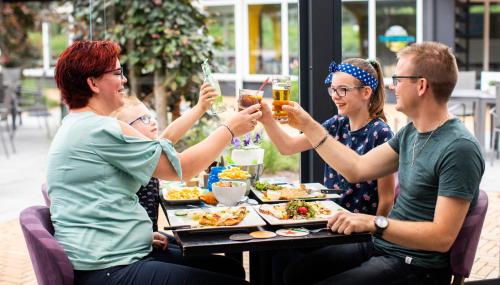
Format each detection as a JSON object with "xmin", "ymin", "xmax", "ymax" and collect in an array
[{"xmin": 272, "ymin": 76, "xmax": 291, "ymax": 123}]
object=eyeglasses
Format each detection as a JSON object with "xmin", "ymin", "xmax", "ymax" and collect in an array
[
  {"xmin": 327, "ymin": 86, "xmax": 364, "ymax": 97},
  {"xmin": 391, "ymin": 75, "xmax": 424, "ymax": 87},
  {"xmin": 128, "ymin": 115, "xmax": 155, "ymax": 126},
  {"xmin": 104, "ymin": 67, "xmax": 126, "ymax": 79}
]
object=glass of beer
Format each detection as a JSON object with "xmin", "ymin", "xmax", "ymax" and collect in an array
[
  {"xmin": 272, "ymin": 76, "xmax": 291, "ymax": 123},
  {"xmin": 237, "ymin": 89, "xmax": 263, "ymax": 111}
]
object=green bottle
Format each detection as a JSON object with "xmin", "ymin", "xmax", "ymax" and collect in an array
[{"xmin": 202, "ymin": 59, "xmax": 226, "ymax": 115}]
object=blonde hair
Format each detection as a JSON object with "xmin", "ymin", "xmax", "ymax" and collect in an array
[
  {"xmin": 342, "ymin": 58, "xmax": 387, "ymax": 122},
  {"xmin": 397, "ymin": 41, "xmax": 458, "ymax": 103},
  {"xmin": 110, "ymin": 96, "xmax": 143, "ymax": 121}
]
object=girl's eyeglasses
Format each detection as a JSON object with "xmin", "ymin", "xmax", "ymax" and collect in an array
[
  {"xmin": 128, "ymin": 115, "xmax": 155, "ymax": 126},
  {"xmin": 327, "ymin": 86, "xmax": 364, "ymax": 97}
]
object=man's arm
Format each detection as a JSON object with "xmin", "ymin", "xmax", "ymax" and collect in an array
[{"xmin": 328, "ymin": 195, "xmax": 470, "ymax": 252}]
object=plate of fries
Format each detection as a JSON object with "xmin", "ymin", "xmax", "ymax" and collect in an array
[{"xmin": 161, "ymin": 182, "xmax": 204, "ymax": 205}]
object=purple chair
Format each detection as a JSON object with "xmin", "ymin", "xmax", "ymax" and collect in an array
[
  {"xmin": 41, "ymin": 183, "xmax": 50, "ymax": 207},
  {"xmin": 450, "ymin": 190, "xmax": 489, "ymax": 285},
  {"xmin": 19, "ymin": 205, "xmax": 74, "ymax": 285}
]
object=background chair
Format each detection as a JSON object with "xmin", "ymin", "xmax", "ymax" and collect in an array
[
  {"xmin": 0, "ymin": 73, "xmax": 16, "ymax": 157},
  {"xmin": 490, "ymin": 83, "xmax": 500, "ymax": 164},
  {"xmin": 19, "ymin": 205, "xmax": 74, "ymax": 285},
  {"xmin": 450, "ymin": 189, "xmax": 489, "ymax": 285},
  {"xmin": 449, "ymin": 71, "xmax": 477, "ymax": 123},
  {"xmin": 480, "ymin": 71, "xmax": 500, "ymax": 93},
  {"xmin": 17, "ymin": 86, "xmax": 52, "ymax": 138}
]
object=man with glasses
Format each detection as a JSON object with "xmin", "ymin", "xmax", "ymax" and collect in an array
[{"xmin": 281, "ymin": 41, "xmax": 484, "ymax": 285}]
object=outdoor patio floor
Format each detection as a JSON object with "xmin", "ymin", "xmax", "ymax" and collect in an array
[{"xmin": 1, "ymin": 103, "xmax": 499, "ymax": 284}]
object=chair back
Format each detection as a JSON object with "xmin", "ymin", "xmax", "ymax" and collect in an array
[
  {"xmin": 41, "ymin": 183, "xmax": 51, "ymax": 207},
  {"xmin": 480, "ymin": 71, "xmax": 500, "ymax": 92},
  {"xmin": 456, "ymin": 71, "xmax": 476, "ymax": 90},
  {"xmin": 496, "ymin": 83, "xmax": 500, "ymax": 129},
  {"xmin": 450, "ymin": 190, "xmax": 489, "ymax": 284},
  {"xmin": 19, "ymin": 206, "xmax": 74, "ymax": 285}
]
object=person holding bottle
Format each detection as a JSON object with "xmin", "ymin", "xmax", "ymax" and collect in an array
[{"xmin": 48, "ymin": 40, "xmax": 260, "ymax": 285}]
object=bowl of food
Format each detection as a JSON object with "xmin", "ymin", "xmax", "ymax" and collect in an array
[
  {"xmin": 211, "ymin": 181, "xmax": 247, "ymax": 206},
  {"xmin": 218, "ymin": 167, "xmax": 252, "ymax": 195}
]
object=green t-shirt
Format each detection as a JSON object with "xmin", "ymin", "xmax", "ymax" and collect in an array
[
  {"xmin": 47, "ymin": 112, "xmax": 182, "ymax": 270},
  {"xmin": 375, "ymin": 118, "xmax": 484, "ymax": 269}
]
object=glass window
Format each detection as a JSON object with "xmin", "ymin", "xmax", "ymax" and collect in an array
[
  {"xmin": 206, "ymin": 6, "xmax": 236, "ymax": 74},
  {"xmin": 342, "ymin": 1, "xmax": 368, "ymax": 59},
  {"xmin": 376, "ymin": 0, "xmax": 417, "ymax": 76},
  {"xmin": 288, "ymin": 3, "xmax": 299, "ymax": 76},
  {"xmin": 248, "ymin": 4, "xmax": 282, "ymax": 75}
]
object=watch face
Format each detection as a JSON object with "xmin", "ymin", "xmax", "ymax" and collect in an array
[{"xmin": 375, "ymin": 216, "xmax": 388, "ymax": 228}]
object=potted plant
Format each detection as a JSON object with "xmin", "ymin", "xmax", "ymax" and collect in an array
[
  {"xmin": 0, "ymin": 3, "xmax": 38, "ymax": 87},
  {"xmin": 488, "ymin": 80, "xmax": 499, "ymax": 95}
]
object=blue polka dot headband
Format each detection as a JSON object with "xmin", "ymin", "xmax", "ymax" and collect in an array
[{"xmin": 324, "ymin": 61, "xmax": 378, "ymax": 91}]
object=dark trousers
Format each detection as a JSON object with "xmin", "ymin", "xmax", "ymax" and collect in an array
[
  {"xmin": 283, "ymin": 241, "xmax": 451, "ymax": 285},
  {"xmin": 74, "ymin": 245, "xmax": 248, "ymax": 285}
]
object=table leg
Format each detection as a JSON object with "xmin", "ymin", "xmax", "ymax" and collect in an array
[
  {"xmin": 249, "ymin": 251, "xmax": 273, "ymax": 285},
  {"xmin": 225, "ymin": 252, "xmax": 243, "ymax": 265}
]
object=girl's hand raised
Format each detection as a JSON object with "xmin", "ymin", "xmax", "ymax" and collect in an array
[{"xmin": 282, "ymin": 102, "xmax": 315, "ymax": 132}]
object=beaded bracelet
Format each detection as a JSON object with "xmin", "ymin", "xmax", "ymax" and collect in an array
[
  {"xmin": 313, "ymin": 132, "xmax": 329, "ymax": 150},
  {"xmin": 220, "ymin": 123, "xmax": 235, "ymax": 140}
]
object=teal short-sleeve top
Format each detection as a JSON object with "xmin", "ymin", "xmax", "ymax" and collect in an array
[{"xmin": 46, "ymin": 112, "xmax": 182, "ymax": 270}]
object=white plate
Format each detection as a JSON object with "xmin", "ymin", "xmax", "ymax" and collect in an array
[
  {"xmin": 166, "ymin": 206, "xmax": 267, "ymax": 232},
  {"xmin": 251, "ymin": 182, "xmax": 341, "ymax": 203},
  {"xmin": 254, "ymin": 200, "xmax": 348, "ymax": 226},
  {"xmin": 161, "ymin": 182, "xmax": 204, "ymax": 205}
]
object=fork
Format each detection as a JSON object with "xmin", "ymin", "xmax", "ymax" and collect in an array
[{"xmin": 310, "ymin": 227, "xmax": 330, "ymax": 233}]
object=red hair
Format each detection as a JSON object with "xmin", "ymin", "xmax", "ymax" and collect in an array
[{"xmin": 54, "ymin": 40, "xmax": 121, "ymax": 109}]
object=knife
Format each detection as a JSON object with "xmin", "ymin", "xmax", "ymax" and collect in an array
[{"xmin": 163, "ymin": 225, "xmax": 191, "ymax": 230}]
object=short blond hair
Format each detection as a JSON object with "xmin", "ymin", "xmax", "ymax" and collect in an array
[
  {"xmin": 110, "ymin": 96, "xmax": 143, "ymax": 121},
  {"xmin": 397, "ymin": 42, "xmax": 458, "ymax": 103}
]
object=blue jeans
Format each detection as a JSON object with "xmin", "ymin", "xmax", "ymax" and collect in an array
[
  {"xmin": 283, "ymin": 241, "xmax": 451, "ymax": 285},
  {"xmin": 74, "ymin": 245, "xmax": 248, "ymax": 285}
]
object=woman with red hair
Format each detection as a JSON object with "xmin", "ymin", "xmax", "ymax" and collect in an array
[{"xmin": 48, "ymin": 40, "xmax": 259, "ymax": 285}]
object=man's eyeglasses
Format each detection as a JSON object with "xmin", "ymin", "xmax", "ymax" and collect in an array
[
  {"xmin": 327, "ymin": 86, "xmax": 364, "ymax": 97},
  {"xmin": 129, "ymin": 115, "xmax": 155, "ymax": 126},
  {"xmin": 391, "ymin": 75, "xmax": 424, "ymax": 87},
  {"xmin": 104, "ymin": 67, "xmax": 126, "ymax": 79}
]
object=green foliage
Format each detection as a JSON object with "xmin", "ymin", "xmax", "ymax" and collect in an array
[
  {"xmin": 0, "ymin": 3, "xmax": 39, "ymax": 67},
  {"xmin": 73, "ymin": 0, "xmax": 219, "ymax": 110},
  {"xmin": 261, "ymin": 140, "xmax": 299, "ymax": 174},
  {"xmin": 174, "ymin": 114, "xmax": 221, "ymax": 152}
]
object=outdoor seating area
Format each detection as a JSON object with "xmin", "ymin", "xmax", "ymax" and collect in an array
[{"xmin": 2, "ymin": 0, "xmax": 500, "ymax": 285}]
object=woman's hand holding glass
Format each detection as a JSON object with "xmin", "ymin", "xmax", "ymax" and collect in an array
[
  {"xmin": 282, "ymin": 102, "xmax": 315, "ymax": 132},
  {"xmin": 196, "ymin": 83, "xmax": 219, "ymax": 113},
  {"xmin": 225, "ymin": 104, "xmax": 262, "ymax": 137},
  {"xmin": 257, "ymin": 101, "xmax": 275, "ymax": 125}
]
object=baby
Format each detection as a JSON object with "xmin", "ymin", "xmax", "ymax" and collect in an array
[{"xmin": 112, "ymin": 83, "xmax": 216, "ymax": 231}]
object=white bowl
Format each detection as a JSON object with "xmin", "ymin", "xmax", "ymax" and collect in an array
[{"xmin": 212, "ymin": 181, "xmax": 247, "ymax": 206}]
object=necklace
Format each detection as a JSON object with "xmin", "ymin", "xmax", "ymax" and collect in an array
[{"xmin": 411, "ymin": 116, "xmax": 449, "ymax": 167}]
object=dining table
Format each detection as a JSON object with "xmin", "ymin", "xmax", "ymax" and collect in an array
[
  {"xmin": 159, "ymin": 190, "xmax": 371, "ymax": 285},
  {"xmin": 450, "ymin": 89, "xmax": 496, "ymax": 151}
]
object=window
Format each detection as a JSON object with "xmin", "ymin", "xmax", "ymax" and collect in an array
[
  {"xmin": 248, "ymin": 4, "xmax": 282, "ymax": 75},
  {"xmin": 288, "ymin": 3, "xmax": 299, "ymax": 76},
  {"xmin": 342, "ymin": 1, "xmax": 368, "ymax": 59},
  {"xmin": 376, "ymin": 1, "xmax": 417, "ymax": 76},
  {"xmin": 206, "ymin": 6, "xmax": 236, "ymax": 73}
]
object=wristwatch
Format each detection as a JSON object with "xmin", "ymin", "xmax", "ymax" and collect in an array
[{"xmin": 373, "ymin": 216, "xmax": 389, "ymax": 239}]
